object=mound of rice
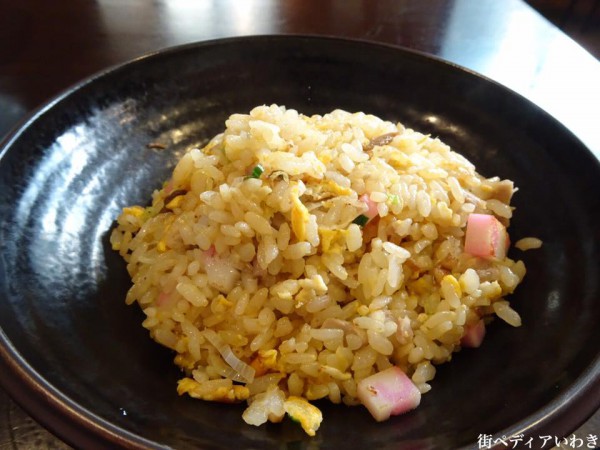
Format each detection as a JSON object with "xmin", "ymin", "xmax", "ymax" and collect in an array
[{"xmin": 111, "ymin": 105, "xmax": 532, "ymax": 435}]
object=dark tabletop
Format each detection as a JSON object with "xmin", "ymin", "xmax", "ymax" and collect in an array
[{"xmin": 0, "ymin": 0, "xmax": 598, "ymax": 448}]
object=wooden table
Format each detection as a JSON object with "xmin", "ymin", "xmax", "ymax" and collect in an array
[{"xmin": 1, "ymin": 0, "xmax": 598, "ymax": 448}]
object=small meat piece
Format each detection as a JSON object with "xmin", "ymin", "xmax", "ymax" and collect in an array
[
  {"xmin": 488, "ymin": 179, "xmax": 514, "ymax": 204},
  {"xmin": 364, "ymin": 132, "xmax": 399, "ymax": 151},
  {"xmin": 461, "ymin": 319, "xmax": 486, "ymax": 348}
]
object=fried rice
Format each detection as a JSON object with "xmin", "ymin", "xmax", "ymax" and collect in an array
[{"xmin": 110, "ymin": 105, "xmax": 533, "ymax": 435}]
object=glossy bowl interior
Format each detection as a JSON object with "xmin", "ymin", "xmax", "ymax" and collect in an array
[{"xmin": 0, "ymin": 36, "xmax": 599, "ymax": 450}]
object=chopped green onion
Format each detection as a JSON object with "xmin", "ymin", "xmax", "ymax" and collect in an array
[
  {"xmin": 249, "ymin": 164, "xmax": 264, "ymax": 179},
  {"xmin": 387, "ymin": 194, "xmax": 400, "ymax": 205},
  {"xmin": 352, "ymin": 214, "xmax": 369, "ymax": 227}
]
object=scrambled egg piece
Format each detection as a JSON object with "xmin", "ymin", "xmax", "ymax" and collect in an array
[
  {"xmin": 324, "ymin": 180, "xmax": 353, "ymax": 196},
  {"xmin": 174, "ymin": 353, "xmax": 196, "ymax": 370},
  {"xmin": 442, "ymin": 274, "xmax": 462, "ymax": 297},
  {"xmin": 165, "ymin": 194, "xmax": 185, "ymax": 210},
  {"xmin": 291, "ymin": 184, "xmax": 309, "ymax": 241},
  {"xmin": 123, "ymin": 206, "xmax": 145, "ymax": 217},
  {"xmin": 319, "ymin": 228, "xmax": 348, "ymax": 253},
  {"xmin": 408, "ymin": 276, "xmax": 431, "ymax": 295},
  {"xmin": 284, "ymin": 396, "xmax": 323, "ymax": 437},
  {"xmin": 250, "ymin": 349, "xmax": 279, "ymax": 376},
  {"xmin": 317, "ymin": 151, "xmax": 333, "ymax": 164},
  {"xmin": 156, "ymin": 216, "xmax": 176, "ymax": 252},
  {"xmin": 177, "ymin": 378, "xmax": 249, "ymax": 403},
  {"xmin": 293, "ymin": 288, "xmax": 313, "ymax": 308}
]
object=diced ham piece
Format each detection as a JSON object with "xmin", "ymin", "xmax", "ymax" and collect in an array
[
  {"xmin": 461, "ymin": 319, "xmax": 486, "ymax": 348},
  {"xmin": 357, "ymin": 366, "xmax": 421, "ymax": 422},
  {"xmin": 360, "ymin": 194, "xmax": 379, "ymax": 220},
  {"xmin": 464, "ymin": 214, "xmax": 509, "ymax": 259},
  {"xmin": 488, "ymin": 180, "xmax": 514, "ymax": 204},
  {"xmin": 156, "ymin": 292, "xmax": 170, "ymax": 307}
]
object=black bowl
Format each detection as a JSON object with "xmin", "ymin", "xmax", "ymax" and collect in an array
[{"xmin": 0, "ymin": 36, "xmax": 599, "ymax": 450}]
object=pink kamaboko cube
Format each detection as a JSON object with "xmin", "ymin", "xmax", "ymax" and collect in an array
[
  {"xmin": 464, "ymin": 213, "xmax": 509, "ymax": 259},
  {"xmin": 359, "ymin": 193, "xmax": 379, "ymax": 220},
  {"xmin": 357, "ymin": 366, "xmax": 421, "ymax": 422}
]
